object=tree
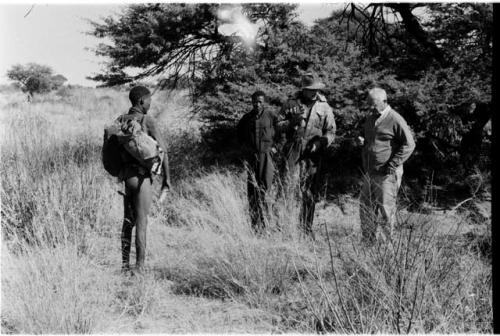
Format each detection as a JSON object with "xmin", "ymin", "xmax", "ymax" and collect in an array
[
  {"xmin": 6, "ymin": 63, "xmax": 67, "ymax": 100},
  {"xmin": 340, "ymin": 3, "xmax": 447, "ymax": 67},
  {"xmin": 87, "ymin": 3, "xmax": 297, "ymax": 88},
  {"xmin": 88, "ymin": 4, "xmax": 233, "ymax": 87},
  {"xmin": 50, "ymin": 74, "xmax": 68, "ymax": 90}
]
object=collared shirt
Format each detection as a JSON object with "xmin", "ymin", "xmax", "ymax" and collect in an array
[
  {"xmin": 374, "ymin": 104, "xmax": 391, "ymax": 127},
  {"xmin": 280, "ymin": 92, "xmax": 336, "ymax": 147}
]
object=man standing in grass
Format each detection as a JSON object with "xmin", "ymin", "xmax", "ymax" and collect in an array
[
  {"xmin": 358, "ymin": 87, "xmax": 415, "ymax": 244},
  {"xmin": 279, "ymin": 73, "xmax": 336, "ymax": 237},
  {"xmin": 119, "ymin": 85, "xmax": 171, "ymax": 273},
  {"xmin": 237, "ymin": 90, "xmax": 280, "ymax": 233}
]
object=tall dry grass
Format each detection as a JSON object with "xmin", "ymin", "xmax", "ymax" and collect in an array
[
  {"xmin": 0, "ymin": 87, "xmax": 491, "ymax": 333},
  {"xmin": 1, "ymin": 244, "xmax": 115, "ymax": 333},
  {"xmin": 299, "ymin": 213, "xmax": 492, "ymax": 333},
  {"xmin": 1, "ymin": 88, "xmax": 143, "ymax": 333}
]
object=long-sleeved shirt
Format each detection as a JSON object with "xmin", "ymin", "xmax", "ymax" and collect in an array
[
  {"xmin": 279, "ymin": 92, "xmax": 336, "ymax": 166},
  {"xmin": 280, "ymin": 92, "xmax": 336, "ymax": 148},
  {"xmin": 362, "ymin": 107, "xmax": 416, "ymax": 173},
  {"xmin": 237, "ymin": 108, "xmax": 280, "ymax": 156}
]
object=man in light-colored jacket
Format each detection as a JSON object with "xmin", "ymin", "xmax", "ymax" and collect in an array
[
  {"xmin": 279, "ymin": 73, "xmax": 336, "ymax": 236},
  {"xmin": 358, "ymin": 87, "xmax": 415, "ymax": 244}
]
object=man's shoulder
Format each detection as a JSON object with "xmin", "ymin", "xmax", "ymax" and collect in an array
[
  {"xmin": 143, "ymin": 114, "xmax": 158, "ymax": 128},
  {"xmin": 242, "ymin": 110, "xmax": 255, "ymax": 118},
  {"xmin": 316, "ymin": 93, "xmax": 328, "ymax": 103},
  {"xmin": 387, "ymin": 108, "xmax": 409, "ymax": 125},
  {"xmin": 143, "ymin": 114, "xmax": 156, "ymax": 122},
  {"xmin": 239, "ymin": 111, "xmax": 254, "ymax": 124},
  {"xmin": 314, "ymin": 95, "xmax": 333, "ymax": 114}
]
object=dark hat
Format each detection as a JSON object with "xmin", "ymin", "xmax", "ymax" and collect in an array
[
  {"xmin": 129, "ymin": 85, "xmax": 151, "ymax": 103},
  {"xmin": 301, "ymin": 73, "xmax": 325, "ymax": 90}
]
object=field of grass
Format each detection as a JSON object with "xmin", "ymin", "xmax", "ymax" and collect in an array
[{"xmin": 0, "ymin": 87, "xmax": 492, "ymax": 333}]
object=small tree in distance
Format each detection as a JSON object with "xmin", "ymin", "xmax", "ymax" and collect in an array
[{"xmin": 6, "ymin": 63, "xmax": 67, "ymax": 101}]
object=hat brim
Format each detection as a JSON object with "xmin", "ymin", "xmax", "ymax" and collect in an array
[{"xmin": 302, "ymin": 83, "xmax": 325, "ymax": 90}]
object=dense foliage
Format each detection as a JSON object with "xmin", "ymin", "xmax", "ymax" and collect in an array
[{"xmin": 89, "ymin": 3, "xmax": 492, "ymax": 203}]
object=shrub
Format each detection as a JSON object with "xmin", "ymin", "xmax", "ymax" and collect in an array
[{"xmin": 300, "ymin": 212, "xmax": 492, "ymax": 333}]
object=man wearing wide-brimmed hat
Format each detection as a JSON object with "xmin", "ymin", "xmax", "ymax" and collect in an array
[{"xmin": 278, "ymin": 73, "xmax": 336, "ymax": 236}]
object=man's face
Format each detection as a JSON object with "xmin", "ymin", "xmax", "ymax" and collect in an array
[
  {"xmin": 141, "ymin": 94, "xmax": 152, "ymax": 112},
  {"xmin": 367, "ymin": 94, "xmax": 387, "ymax": 113},
  {"xmin": 252, "ymin": 95, "xmax": 265, "ymax": 113},
  {"xmin": 302, "ymin": 89, "xmax": 317, "ymax": 101}
]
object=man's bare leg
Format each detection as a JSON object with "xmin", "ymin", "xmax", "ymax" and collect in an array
[{"xmin": 125, "ymin": 175, "xmax": 153, "ymax": 272}]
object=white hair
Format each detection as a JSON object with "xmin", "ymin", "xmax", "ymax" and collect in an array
[{"xmin": 368, "ymin": 87, "xmax": 387, "ymax": 101}]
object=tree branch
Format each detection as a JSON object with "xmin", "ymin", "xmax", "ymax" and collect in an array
[{"xmin": 24, "ymin": 4, "xmax": 35, "ymax": 18}]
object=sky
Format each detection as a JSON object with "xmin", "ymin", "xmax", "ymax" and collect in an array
[{"xmin": 0, "ymin": 2, "xmax": 344, "ymax": 87}]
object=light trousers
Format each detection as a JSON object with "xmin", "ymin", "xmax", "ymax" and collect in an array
[{"xmin": 359, "ymin": 167, "xmax": 403, "ymax": 242}]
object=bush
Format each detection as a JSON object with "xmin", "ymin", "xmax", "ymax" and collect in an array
[{"xmin": 300, "ymin": 212, "xmax": 492, "ymax": 333}]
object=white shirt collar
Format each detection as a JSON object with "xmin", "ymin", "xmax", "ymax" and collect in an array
[
  {"xmin": 380, "ymin": 105, "xmax": 391, "ymax": 118},
  {"xmin": 373, "ymin": 105, "xmax": 391, "ymax": 126}
]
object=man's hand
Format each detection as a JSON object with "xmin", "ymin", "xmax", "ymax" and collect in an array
[
  {"xmin": 304, "ymin": 138, "xmax": 322, "ymax": 156},
  {"xmin": 288, "ymin": 105, "xmax": 301, "ymax": 115},
  {"xmin": 158, "ymin": 185, "xmax": 169, "ymax": 203},
  {"xmin": 158, "ymin": 179, "xmax": 171, "ymax": 203},
  {"xmin": 379, "ymin": 164, "xmax": 396, "ymax": 175},
  {"xmin": 309, "ymin": 143, "xmax": 317, "ymax": 154},
  {"xmin": 162, "ymin": 178, "xmax": 171, "ymax": 190},
  {"xmin": 286, "ymin": 102, "xmax": 306, "ymax": 128},
  {"xmin": 356, "ymin": 136, "xmax": 365, "ymax": 146}
]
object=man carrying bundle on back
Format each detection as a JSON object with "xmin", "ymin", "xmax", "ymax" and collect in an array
[{"xmin": 102, "ymin": 85, "xmax": 171, "ymax": 274}]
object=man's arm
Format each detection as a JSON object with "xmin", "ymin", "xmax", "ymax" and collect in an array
[
  {"xmin": 236, "ymin": 114, "xmax": 246, "ymax": 145},
  {"xmin": 319, "ymin": 106, "xmax": 336, "ymax": 149},
  {"xmin": 237, "ymin": 113, "xmax": 255, "ymax": 159},
  {"xmin": 145, "ymin": 116, "xmax": 171, "ymax": 189},
  {"xmin": 386, "ymin": 115, "xmax": 416, "ymax": 171}
]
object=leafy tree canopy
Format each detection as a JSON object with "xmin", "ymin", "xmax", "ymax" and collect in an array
[
  {"xmin": 88, "ymin": 3, "xmax": 297, "ymax": 87},
  {"xmin": 7, "ymin": 63, "xmax": 67, "ymax": 97}
]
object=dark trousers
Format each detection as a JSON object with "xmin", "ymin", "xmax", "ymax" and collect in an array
[
  {"xmin": 280, "ymin": 152, "xmax": 323, "ymax": 236},
  {"xmin": 121, "ymin": 175, "xmax": 152, "ymax": 270},
  {"xmin": 299, "ymin": 158, "xmax": 322, "ymax": 235},
  {"xmin": 246, "ymin": 152, "xmax": 274, "ymax": 232}
]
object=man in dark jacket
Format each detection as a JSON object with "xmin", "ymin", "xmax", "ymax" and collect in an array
[
  {"xmin": 279, "ymin": 73, "xmax": 336, "ymax": 236},
  {"xmin": 237, "ymin": 90, "xmax": 279, "ymax": 232},
  {"xmin": 119, "ymin": 85, "xmax": 171, "ymax": 273}
]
